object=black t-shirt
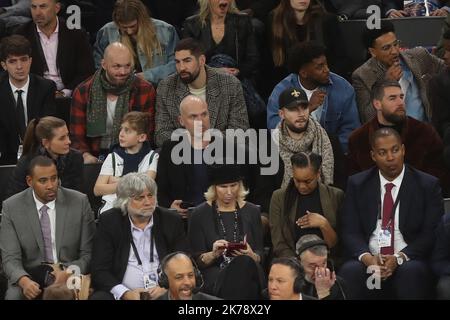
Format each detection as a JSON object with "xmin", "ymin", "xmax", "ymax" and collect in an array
[
  {"xmin": 218, "ymin": 211, "xmax": 244, "ymax": 243},
  {"xmin": 294, "ymin": 187, "xmax": 324, "ymax": 242},
  {"xmin": 186, "ymin": 147, "xmax": 209, "ymax": 206}
]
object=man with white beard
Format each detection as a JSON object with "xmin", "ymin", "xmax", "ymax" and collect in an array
[{"xmin": 90, "ymin": 172, "xmax": 187, "ymax": 300}]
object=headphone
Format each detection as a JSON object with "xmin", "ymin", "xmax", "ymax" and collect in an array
[
  {"xmin": 296, "ymin": 239, "xmax": 328, "ymax": 257},
  {"xmin": 271, "ymin": 257, "xmax": 305, "ymax": 294},
  {"xmin": 157, "ymin": 251, "xmax": 204, "ymax": 292},
  {"xmin": 295, "ymin": 239, "xmax": 347, "ymax": 299},
  {"xmin": 290, "ymin": 258, "xmax": 306, "ymax": 294},
  {"xmin": 296, "ymin": 239, "xmax": 335, "ymax": 273}
]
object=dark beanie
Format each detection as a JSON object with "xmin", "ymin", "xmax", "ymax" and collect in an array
[{"xmin": 207, "ymin": 162, "xmax": 243, "ymax": 186}]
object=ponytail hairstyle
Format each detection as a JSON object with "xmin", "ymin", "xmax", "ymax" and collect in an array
[
  {"xmin": 22, "ymin": 116, "xmax": 66, "ymax": 158},
  {"xmin": 282, "ymin": 152, "xmax": 322, "ymax": 223}
]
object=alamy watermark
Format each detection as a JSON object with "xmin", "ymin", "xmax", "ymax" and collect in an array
[
  {"xmin": 170, "ymin": 123, "xmax": 280, "ymax": 176},
  {"xmin": 66, "ymin": 5, "xmax": 81, "ymax": 30},
  {"xmin": 366, "ymin": 5, "xmax": 382, "ymax": 30}
]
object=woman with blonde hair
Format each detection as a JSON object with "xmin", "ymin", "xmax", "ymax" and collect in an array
[
  {"xmin": 94, "ymin": 0, "xmax": 179, "ymax": 86},
  {"xmin": 7, "ymin": 116, "xmax": 83, "ymax": 197},
  {"xmin": 188, "ymin": 162, "xmax": 264, "ymax": 299},
  {"xmin": 182, "ymin": 0, "xmax": 259, "ymax": 79}
]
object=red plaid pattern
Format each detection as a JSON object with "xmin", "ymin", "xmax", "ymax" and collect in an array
[{"xmin": 70, "ymin": 75, "xmax": 156, "ymax": 156}]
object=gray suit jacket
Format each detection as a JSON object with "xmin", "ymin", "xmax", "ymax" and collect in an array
[
  {"xmin": 0, "ymin": 187, "xmax": 95, "ymax": 287},
  {"xmin": 352, "ymin": 47, "xmax": 446, "ymax": 123},
  {"xmin": 154, "ymin": 65, "xmax": 249, "ymax": 147}
]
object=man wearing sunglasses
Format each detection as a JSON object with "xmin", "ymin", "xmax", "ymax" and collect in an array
[{"xmin": 352, "ymin": 20, "xmax": 446, "ymax": 123}]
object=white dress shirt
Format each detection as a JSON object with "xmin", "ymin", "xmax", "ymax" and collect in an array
[
  {"xmin": 9, "ymin": 76, "xmax": 30, "ymax": 126},
  {"xmin": 368, "ymin": 166, "xmax": 409, "ymax": 255},
  {"xmin": 32, "ymin": 191, "xmax": 57, "ymax": 262}
]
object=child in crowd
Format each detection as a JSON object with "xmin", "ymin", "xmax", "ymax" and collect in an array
[{"xmin": 94, "ymin": 111, "xmax": 158, "ymax": 214}]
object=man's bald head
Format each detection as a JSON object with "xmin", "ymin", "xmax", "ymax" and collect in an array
[
  {"xmin": 179, "ymin": 95, "xmax": 206, "ymax": 114},
  {"xmin": 101, "ymin": 42, "xmax": 134, "ymax": 86},
  {"xmin": 164, "ymin": 253, "xmax": 197, "ymax": 300},
  {"xmin": 178, "ymin": 95, "xmax": 210, "ymax": 138},
  {"xmin": 103, "ymin": 42, "xmax": 132, "ymax": 62}
]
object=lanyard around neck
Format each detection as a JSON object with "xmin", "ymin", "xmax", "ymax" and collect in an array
[{"xmin": 130, "ymin": 230, "xmax": 155, "ymax": 265}]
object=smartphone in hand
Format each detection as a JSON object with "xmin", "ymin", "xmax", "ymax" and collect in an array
[{"xmin": 180, "ymin": 201, "xmax": 195, "ymax": 209}]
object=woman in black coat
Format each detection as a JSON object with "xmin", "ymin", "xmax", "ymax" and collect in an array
[
  {"xmin": 188, "ymin": 162, "xmax": 265, "ymax": 299},
  {"xmin": 7, "ymin": 116, "xmax": 83, "ymax": 197},
  {"xmin": 182, "ymin": 0, "xmax": 259, "ymax": 79}
]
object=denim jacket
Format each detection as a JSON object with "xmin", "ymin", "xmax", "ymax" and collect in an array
[
  {"xmin": 267, "ymin": 73, "xmax": 360, "ymax": 153},
  {"xmin": 94, "ymin": 18, "xmax": 179, "ymax": 85}
]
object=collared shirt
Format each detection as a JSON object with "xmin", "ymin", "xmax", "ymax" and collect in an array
[
  {"xmin": 32, "ymin": 191, "xmax": 57, "ymax": 262},
  {"xmin": 368, "ymin": 165, "xmax": 408, "ymax": 255},
  {"xmin": 110, "ymin": 216, "xmax": 160, "ymax": 300},
  {"xmin": 399, "ymin": 59, "xmax": 426, "ymax": 122},
  {"xmin": 298, "ymin": 75, "xmax": 323, "ymax": 121},
  {"xmin": 37, "ymin": 19, "xmax": 69, "ymax": 95},
  {"xmin": 9, "ymin": 76, "xmax": 30, "ymax": 126}
]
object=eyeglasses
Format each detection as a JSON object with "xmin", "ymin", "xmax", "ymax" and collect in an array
[{"xmin": 379, "ymin": 39, "xmax": 401, "ymax": 52}]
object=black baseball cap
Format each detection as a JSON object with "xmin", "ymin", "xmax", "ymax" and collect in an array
[{"xmin": 278, "ymin": 87, "xmax": 309, "ymax": 110}]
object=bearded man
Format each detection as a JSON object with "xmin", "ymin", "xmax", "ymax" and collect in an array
[
  {"xmin": 273, "ymin": 87, "xmax": 334, "ymax": 189},
  {"xmin": 154, "ymin": 37, "xmax": 249, "ymax": 147},
  {"xmin": 90, "ymin": 172, "xmax": 187, "ymax": 300},
  {"xmin": 348, "ymin": 79, "xmax": 448, "ymax": 190},
  {"xmin": 70, "ymin": 42, "xmax": 156, "ymax": 163}
]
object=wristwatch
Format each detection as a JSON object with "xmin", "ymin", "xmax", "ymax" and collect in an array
[
  {"xmin": 394, "ymin": 253, "xmax": 404, "ymax": 266},
  {"xmin": 337, "ymin": 14, "xmax": 349, "ymax": 22}
]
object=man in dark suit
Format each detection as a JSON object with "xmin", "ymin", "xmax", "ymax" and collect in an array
[
  {"xmin": 90, "ymin": 172, "xmax": 187, "ymax": 300},
  {"xmin": 156, "ymin": 252, "xmax": 220, "ymax": 300},
  {"xmin": 339, "ymin": 127, "xmax": 444, "ymax": 299},
  {"xmin": 14, "ymin": 0, "xmax": 94, "ymax": 97},
  {"xmin": 156, "ymin": 95, "xmax": 259, "ymax": 228},
  {"xmin": 0, "ymin": 156, "xmax": 96, "ymax": 300},
  {"xmin": 0, "ymin": 34, "xmax": 56, "ymax": 165}
]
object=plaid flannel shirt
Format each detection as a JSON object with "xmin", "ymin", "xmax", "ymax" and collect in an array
[{"xmin": 70, "ymin": 75, "xmax": 156, "ymax": 157}]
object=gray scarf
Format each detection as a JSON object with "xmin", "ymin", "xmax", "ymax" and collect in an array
[{"xmin": 274, "ymin": 118, "xmax": 334, "ymax": 189}]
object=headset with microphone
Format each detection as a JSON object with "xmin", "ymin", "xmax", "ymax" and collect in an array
[{"xmin": 157, "ymin": 251, "xmax": 204, "ymax": 294}]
